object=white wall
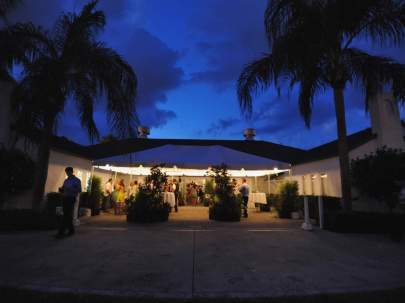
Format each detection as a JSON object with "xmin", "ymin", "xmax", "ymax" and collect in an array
[
  {"xmin": 370, "ymin": 92, "xmax": 405, "ymax": 150},
  {"xmin": 289, "ymin": 139, "xmax": 378, "ymax": 197},
  {"xmin": 45, "ymin": 150, "xmax": 93, "ymax": 194}
]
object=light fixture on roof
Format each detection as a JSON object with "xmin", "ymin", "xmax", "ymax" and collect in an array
[{"xmin": 244, "ymin": 128, "xmax": 256, "ymax": 140}]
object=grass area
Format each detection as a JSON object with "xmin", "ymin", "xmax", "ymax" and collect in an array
[{"xmin": 1, "ymin": 287, "xmax": 405, "ymax": 303}]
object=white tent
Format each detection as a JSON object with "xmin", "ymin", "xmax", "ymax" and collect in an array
[{"xmin": 93, "ymin": 144, "xmax": 290, "ymax": 171}]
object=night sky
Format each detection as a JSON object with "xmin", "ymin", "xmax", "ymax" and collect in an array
[{"xmin": 8, "ymin": 0, "xmax": 405, "ymax": 149}]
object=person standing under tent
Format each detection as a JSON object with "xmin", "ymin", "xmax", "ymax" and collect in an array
[
  {"xmin": 172, "ymin": 179, "xmax": 179, "ymax": 212},
  {"xmin": 55, "ymin": 167, "xmax": 82, "ymax": 239},
  {"xmin": 102, "ymin": 178, "xmax": 113, "ymax": 210},
  {"xmin": 128, "ymin": 180, "xmax": 139, "ymax": 199},
  {"xmin": 115, "ymin": 179, "xmax": 126, "ymax": 215},
  {"xmin": 239, "ymin": 178, "xmax": 250, "ymax": 218}
]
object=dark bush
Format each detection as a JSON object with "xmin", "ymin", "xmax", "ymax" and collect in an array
[
  {"xmin": 45, "ymin": 192, "xmax": 62, "ymax": 215},
  {"xmin": 126, "ymin": 189, "xmax": 171, "ymax": 223},
  {"xmin": 81, "ymin": 176, "xmax": 103, "ymax": 215},
  {"xmin": 351, "ymin": 147, "xmax": 405, "ymax": 211},
  {"xmin": 325, "ymin": 211, "xmax": 405, "ymax": 241},
  {"xmin": 208, "ymin": 164, "xmax": 241, "ymax": 221},
  {"xmin": 274, "ymin": 181, "xmax": 299, "ymax": 218},
  {"xmin": 126, "ymin": 165, "xmax": 171, "ymax": 223},
  {"xmin": 0, "ymin": 148, "xmax": 35, "ymax": 204},
  {"xmin": 0, "ymin": 209, "xmax": 58, "ymax": 231}
]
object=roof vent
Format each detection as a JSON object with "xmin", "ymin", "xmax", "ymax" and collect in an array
[
  {"xmin": 137, "ymin": 126, "xmax": 150, "ymax": 138},
  {"xmin": 244, "ymin": 128, "xmax": 256, "ymax": 140}
]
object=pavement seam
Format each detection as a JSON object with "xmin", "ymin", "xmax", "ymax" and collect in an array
[{"xmin": 192, "ymin": 230, "xmax": 196, "ymax": 298}]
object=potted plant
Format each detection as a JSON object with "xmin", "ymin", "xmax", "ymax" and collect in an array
[
  {"xmin": 208, "ymin": 164, "xmax": 241, "ymax": 221},
  {"xmin": 274, "ymin": 181, "xmax": 299, "ymax": 219}
]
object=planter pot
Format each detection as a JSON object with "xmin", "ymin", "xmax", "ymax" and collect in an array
[
  {"xmin": 291, "ymin": 211, "xmax": 300, "ymax": 219},
  {"xmin": 79, "ymin": 207, "xmax": 92, "ymax": 217}
]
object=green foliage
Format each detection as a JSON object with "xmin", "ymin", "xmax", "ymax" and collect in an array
[
  {"xmin": 126, "ymin": 165, "xmax": 171, "ymax": 223},
  {"xmin": 204, "ymin": 178, "xmax": 215, "ymax": 196},
  {"xmin": 82, "ymin": 176, "xmax": 102, "ymax": 215},
  {"xmin": 274, "ymin": 181, "xmax": 299, "ymax": 218},
  {"xmin": 208, "ymin": 164, "xmax": 241, "ymax": 221},
  {"xmin": 0, "ymin": 148, "xmax": 35, "ymax": 203},
  {"xmin": 351, "ymin": 147, "xmax": 405, "ymax": 211}
]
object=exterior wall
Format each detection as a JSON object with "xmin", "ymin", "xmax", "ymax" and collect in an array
[
  {"xmin": 45, "ymin": 150, "xmax": 93, "ymax": 194},
  {"xmin": 289, "ymin": 139, "xmax": 378, "ymax": 197},
  {"xmin": 370, "ymin": 92, "xmax": 405, "ymax": 149},
  {"xmin": 2, "ymin": 149, "xmax": 92, "ymax": 209}
]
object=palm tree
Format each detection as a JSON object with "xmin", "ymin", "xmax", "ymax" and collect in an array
[
  {"xmin": 237, "ymin": 0, "xmax": 405, "ymax": 212},
  {"xmin": 0, "ymin": 0, "xmax": 21, "ymax": 22},
  {"xmin": 0, "ymin": 0, "xmax": 137, "ymax": 210}
]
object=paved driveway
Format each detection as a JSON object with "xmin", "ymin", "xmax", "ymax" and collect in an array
[{"xmin": 0, "ymin": 207, "xmax": 404, "ymax": 299}]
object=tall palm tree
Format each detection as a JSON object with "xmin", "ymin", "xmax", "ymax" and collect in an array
[
  {"xmin": 0, "ymin": 0, "xmax": 21, "ymax": 22},
  {"xmin": 0, "ymin": 0, "xmax": 137, "ymax": 210},
  {"xmin": 237, "ymin": 0, "xmax": 405, "ymax": 211}
]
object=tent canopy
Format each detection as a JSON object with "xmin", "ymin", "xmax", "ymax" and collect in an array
[{"xmin": 93, "ymin": 144, "xmax": 290, "ymax": 171}]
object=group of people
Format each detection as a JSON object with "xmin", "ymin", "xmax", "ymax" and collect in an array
[
  {"xmin": 54, "ymin": 167, "xmax": 252, "ymax": 239},
  {"xmin": 103, "ymin": 178, "xmax": 140, "ymax": 214},
  {"xmin": 185, "ymin": 182, "xmax": 204, "ymax": 205}
]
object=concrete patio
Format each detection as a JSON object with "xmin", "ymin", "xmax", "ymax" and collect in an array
[{"xmin": 0, "ymin": 207, "xmax": 404, "ymax": 299}]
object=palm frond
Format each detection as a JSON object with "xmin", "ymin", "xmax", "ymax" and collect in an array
[
  {"xmin": 341, "ymin": 0, "xmax": 405, "ymax": 48},
  {"xmin": 345, "ymin": 47, "xmax": 405, "ymax": 109},
  {"xmin": 237, "ymin": 54, "xmax": 275, "ymax": 116},
  {"xmin": 54, "ymin": 0, "xmax": 105, "ymax": 53},
  {"xmin": 74, "ymin": 42, "xmax": 137, "ymax": 138},
  {"xmin": 0, "ymin": 0, "xmax": 21, "ymax": 18}
]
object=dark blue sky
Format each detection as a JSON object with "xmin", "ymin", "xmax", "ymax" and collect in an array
[{"xmin": 9, "ymin": 0, "xmax": 405, "ymax": 149}]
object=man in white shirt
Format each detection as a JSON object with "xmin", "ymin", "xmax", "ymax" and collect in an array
[
  {"xmin": 239, "ymin": 179, "xmax": 250, "ymax": 218},
  {"xmin": 55, "ymin": 167, "xmax": 82, "ymax": 238},
  {"xmin": 103, "ymin": 178, "xmax": 113, "ymax": 210},
  {"xmin": 172, "ymin": 179, "xmax": 179, "ymax": 212}
]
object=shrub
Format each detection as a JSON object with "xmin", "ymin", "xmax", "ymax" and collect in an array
[
  {"xmin": 351, "ymin": 147, "xmax": 405, "ymax": 211},
  {"xmin": 85, "ymin": 176, "xmax": 102, "ymax": 215},
  {"xmin": 325, "ymin": 211, "xmax": 405, "ymax": 241},
  {"xmin": 45, "ymin": 192, "xmax": 62, "ymax": 215},
  {"xmin": 0, "ymin": 209, "xmax": 58, "ymax": 231},
  {"xmin": 0, "ymin": 148, "xmax": 35, "ymax": 204},
  {"xmin": 208, "ymin": 164, "xmax": 241, "ymax": 221},
  {"xmin": 126, "ymin": 165, "xmax": 171, "ymax": 223},
  {"xmin": 274, "ymin": 181, "xmax": 299, "ymax": 218}
]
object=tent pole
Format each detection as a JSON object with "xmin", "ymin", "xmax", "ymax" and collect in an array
[
  {"xmin": 254, "ymin": 176, "xmax": 257, "ymax": 192},
  {"xmin": 113, "ymin": 170, "xmax": 117, "ymax": 187},
  {"xmin": 267, "ymin": 174, "xmax": 270, "ymax": 195}
]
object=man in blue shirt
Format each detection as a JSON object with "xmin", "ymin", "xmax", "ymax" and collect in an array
[
  {"xmin": 55, "ymin": 167, "xmax": 82, "ymax": 238},
  {"xmin": 239, "ymin": 178, "xmax": 250, "ymax": 218}
]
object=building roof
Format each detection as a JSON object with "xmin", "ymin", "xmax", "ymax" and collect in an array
[
  {"xmin": 50, "ymin": 136, "xmax": 92, "ymax": 159},
  {"xmin": 294, "ymin": 128, "xmax": 377, "ymax": 165}
]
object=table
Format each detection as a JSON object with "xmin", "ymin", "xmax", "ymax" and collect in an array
[
  {"xmin": 248, "ymin": 192, "xmax": 267, "ymax": 209},
  {"xmin": 163, "ymin": 192, "xmax": 176, "ymax": 207}
]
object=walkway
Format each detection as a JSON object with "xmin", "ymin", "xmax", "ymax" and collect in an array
[{"xmin": 0, "ymin": 207, "xmax": 404, "ymax": 299}]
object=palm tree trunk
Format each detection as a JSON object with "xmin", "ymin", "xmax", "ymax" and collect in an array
[
  {"xmin": 31, "ymin": 115, "xmax": 55, "ymax": 211},
  {"xmin": 333, "ymin": 87, "xmax": 352, "ymax": 212}
]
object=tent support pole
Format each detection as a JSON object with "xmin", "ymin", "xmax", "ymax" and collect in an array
[{"xmin": 267, "ymin": 174, "xmax": 270, "ymax": 195}]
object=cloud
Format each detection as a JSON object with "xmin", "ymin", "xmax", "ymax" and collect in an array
[{"xmin": 207, "ymin": 117, "xmax": 241, "ymax": 136}]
